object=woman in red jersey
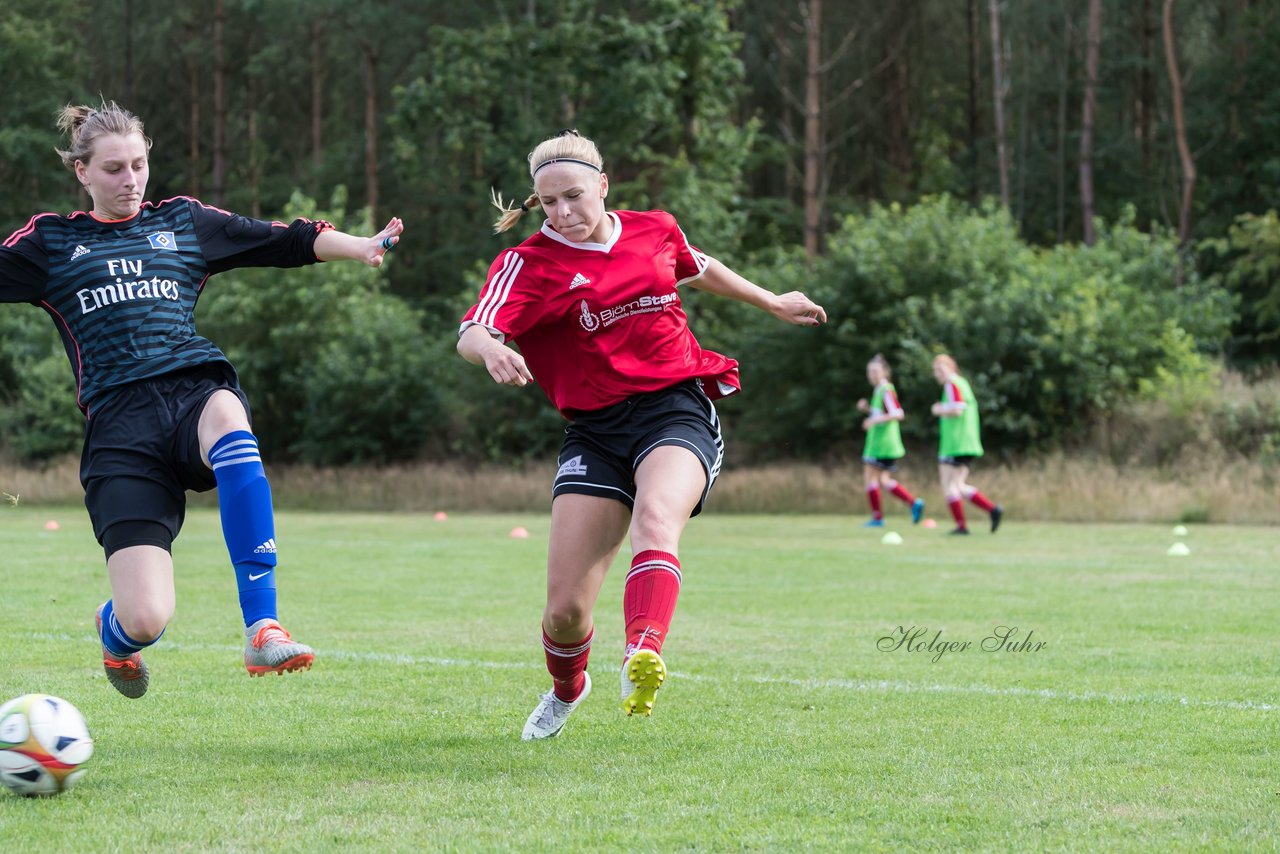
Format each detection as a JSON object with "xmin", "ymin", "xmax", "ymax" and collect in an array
[{"xmin": 458, "ymin": 130, "xmax": 826, "ymax": 740}]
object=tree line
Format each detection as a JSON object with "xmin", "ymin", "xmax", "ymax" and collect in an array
[{"xmin": 1, "ymin": 0, "xmax": 1277, "ymax": 465}]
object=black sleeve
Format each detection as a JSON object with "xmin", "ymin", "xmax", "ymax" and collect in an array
[
  {"xmin": 0, "ymin": 225, "xmax": 50, "ymax": 304},
  {"xmin": 188, "ymin": 199, "xmax": 335, "ymax": 275}
]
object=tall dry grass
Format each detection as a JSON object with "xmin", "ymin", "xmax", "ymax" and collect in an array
[
  {"xmin": 2, "ymin": 454, "xmax": 1275, "ymax": 524},
  {"xmin": 710, "ymin": 456, "xmax": 1276, "ymax": 524},
  {"xmin": 0, "ymin": 457, "xmax": 81, "ymax": 507}
]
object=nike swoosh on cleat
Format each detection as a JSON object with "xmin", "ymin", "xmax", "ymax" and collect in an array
[{"xmin": 248, "ymin": 571, "xmax": 272, "ymax": 581}]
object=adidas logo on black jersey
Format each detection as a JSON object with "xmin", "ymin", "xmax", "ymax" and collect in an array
[{"xmin": 70, "ymin": 244, "xmax": 91, "ymax": 261}]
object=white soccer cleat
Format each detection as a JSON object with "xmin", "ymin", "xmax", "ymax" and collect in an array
[
  {"xmin": 620, "ymin": 649, "xmax": 667, "ymax": 717},
  {"xmin": 521, "ymin": 671, "xmax": 592, "ymax": 741},
  {"xmin": 620, "ymin": 655, "xmax": 633, "ymax": 701},
  {"xmin": 244, "ymin": 619, "xmax": 315, "ymax": 676}
]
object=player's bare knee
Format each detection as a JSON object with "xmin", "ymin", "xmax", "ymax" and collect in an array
[
  {"xmin": 628, "ymin": 505, "xmax": 682, "ymax": 551},
  {"xmin": 543, "ymin": 601, "xmax": 591, "ymax": 636},
  {"xmin": 115, "ymin": 605, "xmax": 170, "ymax": 643},
  {"xmin": 198, "ymin": 391, "xmax": 251, "ymax": 450}
]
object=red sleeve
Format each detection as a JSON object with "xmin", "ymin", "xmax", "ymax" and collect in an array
[
  {"xmin": 460, "ymin": 250, "xmax": 543, "ymax": 342},
  {"xmin": 945, "ymin": 382, "xmax": 964, "ymax": 404},
  {"xmin": 667, "ymin": 214, "xmax": 710, "ymax": 285},
  {"xmin": 883, "ymin": 388, "xmax": 904, "ymax": 416}
]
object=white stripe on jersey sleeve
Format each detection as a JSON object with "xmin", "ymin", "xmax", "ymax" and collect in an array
[
  {"xmin": 673, "ymin": 222, "xmax": 711, "ymax": 286},
  {"xmin": 475, "ymin": 251, "xmax": 523, "ymax": 330}
]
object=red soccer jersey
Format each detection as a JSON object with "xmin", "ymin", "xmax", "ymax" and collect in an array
[{"xmin": 460, "ymin": 209, "xmax": 740, "ymax": 417}]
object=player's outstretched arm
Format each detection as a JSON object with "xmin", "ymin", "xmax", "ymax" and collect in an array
[
  {"xmin": 689, "ymin": 258, "xmax": 826, "ymax": 326},
  {"xmin": 458, "ymin": 324, "xmax": 534, "ymax": 387},
  {"xmin": 314, "ymin": 217, "xmax": 404, "ymax": 267},
  {"xmin": 931, "ymin": 401, "xmax": 965, "ymax": 418}
]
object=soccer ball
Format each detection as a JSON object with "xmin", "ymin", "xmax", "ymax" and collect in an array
[{"xmin": 0, "ymin": 694, "xmax": 94, "ymax": 796}]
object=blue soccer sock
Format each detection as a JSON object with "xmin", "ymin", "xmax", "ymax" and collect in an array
[
  {"xmin": 209, "ymin": 431, "xmax": 279, "ymax": 627},
  {"xmin": 99, "ymin": 599, "xmax": 163, "ymax": 658}
]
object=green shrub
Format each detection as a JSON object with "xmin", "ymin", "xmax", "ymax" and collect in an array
[
  {"xmin": 0, "ymin": 192, "xmax": 1241, "ymax": 468},
  {"xmin": 199, "ymin": 190, "xmax": 439, "ymax": 464},
  {"xmin": 0, "ymin": 307, "xmax": 81, "ymax": 462},
  {"xmin": 290, "ymin": 298, "xmax": 444, "ymax": 465},
  {"xmin": 0, "ymin": 349, "xmax": 81, "ymax": 463},
  {"xmin": 1200, "ymin": 209, "xmax": 1280, "ymax": 367},
  {"xmin": 1099, "ymin": 367, "xmax": 1280, "ymax": 467},
  {"xmin": 723, "ymin": 197, "xmax": 1233, "ymax": 460}
]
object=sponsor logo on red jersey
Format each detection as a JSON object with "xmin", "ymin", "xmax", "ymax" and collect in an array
[
  {"xmin": 578, "ymin": 292, "xmax": 679, "ymax": 333},
  {"xmin": 578, "ymin": 300, "xmax": 601, "ymax": 331}
]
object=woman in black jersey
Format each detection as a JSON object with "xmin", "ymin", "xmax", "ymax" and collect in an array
[{"xmin": 0, "ymin": 101, "xmax": 403, "ymax": 698}]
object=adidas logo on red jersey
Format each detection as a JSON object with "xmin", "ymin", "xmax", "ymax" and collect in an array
[{"xmin": 569, "ymin": 272, "xmax": 590, "ymax": 289}]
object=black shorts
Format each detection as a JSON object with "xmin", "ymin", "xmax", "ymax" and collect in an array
[
  {"xmin": 862, "ymin": 456, "xmax": 901, "ymax": 473},
  {"xmin": 554, "ymin": 380, "xmax": 724, "ymax": 517},
  {"xmin": 938, "ymin": 455, "xmax": 978, "ymax": 468},
  {"xmin": 80, "ymin": 363, "xmax": 250, "ymax": 552}
]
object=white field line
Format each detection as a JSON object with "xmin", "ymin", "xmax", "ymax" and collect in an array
[{"xmin": 32, "ymin": 633, "xmax": 1277, "ymax": 714}]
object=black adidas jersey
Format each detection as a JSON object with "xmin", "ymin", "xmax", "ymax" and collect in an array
[{"xmin": 0, "ymin": 197, "xmax": 332, "ymax": 414}]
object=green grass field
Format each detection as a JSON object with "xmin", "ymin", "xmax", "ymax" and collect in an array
[{"xmin": 0, "ymin": 507, "xmax": 1275, "ymax": 850}]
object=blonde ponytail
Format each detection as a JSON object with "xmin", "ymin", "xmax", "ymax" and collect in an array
[{"xmin": 491, "ymin": 189, "xmax": 542, "ymax": 234}]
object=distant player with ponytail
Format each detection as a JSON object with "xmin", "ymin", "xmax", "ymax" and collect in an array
[
  {"xmin": 855, "ymin": 354, "xmax": 925, "ymax": 527},
  {"xmin": 930, "ymin": 354, "xmax": 1004, "ymax": 535}
]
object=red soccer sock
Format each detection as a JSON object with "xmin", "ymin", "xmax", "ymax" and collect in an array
[
  {"xmin": 887, "ymin": 480, "xmax": 916, "ymax": 505},
  {"xmin": 948, "ymin": 497, "xmax": 968, "ymax": 529},
  {"xmin": 542, "ymin": 628, "xmax": 592, "ymax": 703},
  {"xmin": 866, "ymin": 485, "xmax": 884, "ymax": 520},
  {"xmin": 623, "ymin": 550, "xmax": 682, "ymax": 659},
  {"xmin": 968, "ymin": 490, "xmax": 997, "ymax": 513}
]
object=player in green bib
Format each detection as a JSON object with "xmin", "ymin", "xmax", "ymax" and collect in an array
[
  {"xmin": 930, "ymin": 354, "xmax": 1003, "ymax": 534},
  {"xmin": 856, "ymin": 354, "xmax": 924, "ymax": 527}
]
